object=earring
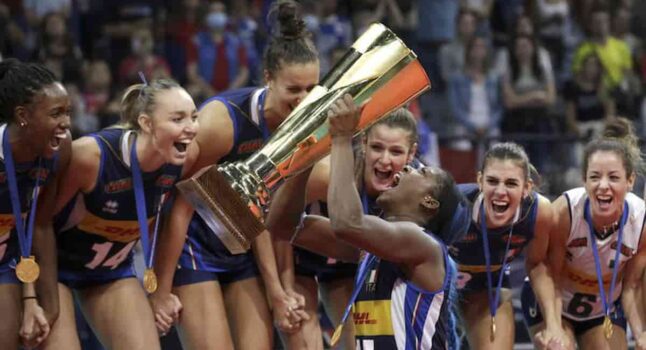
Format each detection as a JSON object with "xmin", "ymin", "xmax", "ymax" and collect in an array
[{"xmin": 19, "ymin": 121, "xmax": 25, "ymax": 127}]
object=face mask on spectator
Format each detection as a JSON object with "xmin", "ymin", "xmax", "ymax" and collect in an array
[
  {"xmin": 206, "ymin": 12, "xmax": 228, "ymax": 31},
  {"xmin": 303, "ymin": 14, "xmax": 319, "ymax": 32}
]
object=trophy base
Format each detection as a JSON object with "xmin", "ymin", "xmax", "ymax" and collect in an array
[{"xmin": 176, "ymin": 165, "xmax": 265, "ymax": 254}]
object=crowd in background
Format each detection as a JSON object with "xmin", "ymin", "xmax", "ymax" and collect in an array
[{"xmin": 1, "ymin": 0, "xmax": 645, "ymax": 196}]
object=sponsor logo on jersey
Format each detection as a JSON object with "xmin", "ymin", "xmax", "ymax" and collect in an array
[
  {"xmin": 104, "ymin": 178, "xmax": 132, "ymax": 194},
  {"xmin": 568, "ymin": 237, "xmax": 588, "ymax": 248},
  {"xmin": 155, "ymin": 174, "xmax": 176, "ymax": 188},
  {"xmin": 237, "ymin": 139, "xmax": 263, "ymax": 154},
  {"xmin": 102, "ymin": 200, "xmax": 119, "ymax": 214},
  {"xmin": 353, "ymin": 300, "xmax": 394, "ymax": 336},
  {"xmin": 77, "ymin": 212, "xmax": 154, "ymax": 242},
  {"xmin": 502, "ymin": 234, "xmax": 527, "ymax": 245},
  {"xmin": 565, "ymin": 266, "xmax": 625, "ymax": 295},
  {"xmin": 610, "ymin": 241, "xmax": 634, "ymax": 258}
]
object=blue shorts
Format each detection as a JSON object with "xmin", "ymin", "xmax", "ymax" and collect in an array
[
  {"xmin": 520, "ymin": 279, "xmax": 627, "ymax": 336},
  {"xmin": 294, "ymin": 247, "xmax": 356, "ymax": 283},
  {"xmin": 58, "ymin": 262, "xmax": 136, "ymax": 289},
  {"xmin": 0, "ymin": 268, "xmax": 19, "ymax": 285},
  {"xmin": 173, "ymin": 258, "xmax": 260, "ymax": 286}
]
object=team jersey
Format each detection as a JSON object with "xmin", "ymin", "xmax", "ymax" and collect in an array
[
  {"xmin": 561, "ymin": 187, "xmax": 645, "ymax": 321},
  {"xmin": 353, "ymin": 236, "xmax": 454, "ymax": 350},
  {"xmin": 56, "ymin": 128, "xmax": 181, "ymax": 282},
  {"xmin": 0, "ymin": 124, "xmax": 57, "ymax": 275},
  {"xmin": 450, "ymin": 183, "xmax": 538, "ymax": 292},
  {"xmin": 178, "ymin": 87, "xmax": 269, "ymax": 273}
]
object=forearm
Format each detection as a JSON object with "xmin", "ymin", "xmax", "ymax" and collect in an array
[
  {"xmin": 252, "ymin": 229, "xmax": 285, "ymax": 299},
  {"xmin": 623, "ymin": 286, "xmax": 645, "ymax": 334},
  {"xmin": 529, "ymin": 262, "xmax": 560, "ymax": 328},
  {"xmin": 274, "ymin": 239, "xmax": 296, "ymax": 291},
  {"xmin": 265, "ymin": 168, "xmax": 313, "ymax": 241},
  {"xmin": 32, "ymin": 224, "xmax": 59, "ymax": 323},
  {"xmin": 153, "ymin": 196, "xmax": 192, "ymax": 294},
  {"xmin": 328, "ymin": 136, "xmax": 363, "ymax": 232}
]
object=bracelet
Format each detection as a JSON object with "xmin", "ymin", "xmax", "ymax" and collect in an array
[{"xmin": 22, "ymin": 296, "xmax": 37, "ymax": 301}]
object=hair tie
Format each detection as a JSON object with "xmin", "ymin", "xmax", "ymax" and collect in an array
[{"xmin": 138, "ymin": 71, "xmax": 148, "ymax": 86}]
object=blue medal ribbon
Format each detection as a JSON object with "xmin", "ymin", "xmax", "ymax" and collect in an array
[
  {"xmin": 480, "ymin": 201, "xmax": 514, "ymax": 322},
  {"xmin": 583, "ymin": 199, "xmax": 627, "ymax": 318},
  {"xmin": 257, "ymin": 89, "xmax": 271, "ymax": 142},
  {"xmin": 2, "ymin": 126, "xmax": 43, "ymax": 260},
  {"xmin": 130, "ymin": 137, "xmax": 166, "ymax": 271}
]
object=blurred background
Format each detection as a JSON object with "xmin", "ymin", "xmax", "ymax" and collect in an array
[{"xmin": 1, "ymin": 0, "xmax": 644, "ymax": 348}]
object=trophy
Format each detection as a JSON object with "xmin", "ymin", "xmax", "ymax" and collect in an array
[{"xmin": 176, "ymin": 23, "xmax": 431, "ymax": 254}]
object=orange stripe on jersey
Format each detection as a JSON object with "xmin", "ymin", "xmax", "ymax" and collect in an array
[
  {"xmin": 565, "ymin": 266, "xmax": 625, "ymax": 295},
  {"xmin": 77, "ymin": 212, "xmax": 154, "ymax": 243},
  {"xmin": 458, "ymin": 263, "xmax": 504, "ymax": 273},
  {"xmin": 352, "ymin": 300, "xmax": 394, "ymax": 336},
  {"xmin": 0, "ymin": 214, "xmax": 16, "ymax": 235}
]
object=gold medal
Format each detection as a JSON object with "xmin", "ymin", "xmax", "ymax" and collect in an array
[
  {"xmin": 490, "ymin": 316, "xmax": 496, "ymax": 342},
  {"xmin": 143, "ymin": 269, "xmax": 158, "ymax": 293},
  {"xmin": 603, "ymin": 316, "xmax": 613, "ymax": 339},
  {"xmin": 15, "ymin": 256, "xmax": 40, "ymax": 283},
  {"xmin": 330, "ymin": 325, "xmax": 343, "ymax": 347}
]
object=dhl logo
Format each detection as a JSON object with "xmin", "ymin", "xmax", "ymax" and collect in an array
[
  {"xmin": 0, "ymin": 214, "xmax": 15, "ymax": 235},
  {"xmin": 104, "ymin": 179, "xmax": 132, "ymax": 193},
  {"xmin": 568, "ymin": 237, "xmax": 588, "ymax": 248},
  {"xmin": 0, "ymin": 169, "xmax": 49, "ymax": 183},
  {"xmin": 352, "ymin": 300, "xmax": 394, "ymax": 336},
  {"xmin": 566, "ymin": 266, "xmax": 625, "ymax": 294},
  {"xmin": 460, "ymin": 233, "xmax": 478, "ymax": 243},
  {"xmin": 502, "ymin": 234, "xmax": 527, "ymax": 245},
  {"xmin": 237, "ymin": 139, "xmax": 263, "ymax": 154},
  {"xmin": 77, "ymin": 212, "xmax": 154, "ymax": 242},
  {"xmin": 155, "ymin": 175, "xmax": 177, "ymax": 188}
]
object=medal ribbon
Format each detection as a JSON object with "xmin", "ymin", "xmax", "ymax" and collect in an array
[
  {"xmin": 480, "ymin": 201, "xmax": 514, "ymax": 321},
  {"xmin": 130, "ymin": 137, "xmax": 166, "ymax": 271},
  {"xmin": 583, "ymin": 199, "xmax": 627, "ymax": 318},
  {"xmin": 2, "ymin": 126, "xmax": 42, "ymax": 259}
]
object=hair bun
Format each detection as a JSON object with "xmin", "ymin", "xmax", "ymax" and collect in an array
[
  {"xmin": 602, "ymin": 117, "xmax": 633, "ymax": 140},
  {"xmin": 270, "ymin": 0, "xmax": 307, "ymax": 40}
]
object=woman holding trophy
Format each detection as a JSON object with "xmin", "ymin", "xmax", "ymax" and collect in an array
[{"xmin": 151, "ymin": 1, "xmax": 322, "ymax": 349}]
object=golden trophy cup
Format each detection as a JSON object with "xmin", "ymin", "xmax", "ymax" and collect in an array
[{"xmin": 176, "ymin": 23, "xmax": 431, "ymax": 254}]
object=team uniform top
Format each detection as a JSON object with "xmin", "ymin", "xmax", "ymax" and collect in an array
[
  {"xmin": 178, "ymin": 87, "xmax": 270, "ymax": 272},
  {"xmin": 353, "ymin": 234, "xmax": 454, "ymax": 350},
  {"xmin": 561, "ymin": 187, "xmax": 645, "ymax": 321},
  {"xmin": 449, "ymin": 183, "xmax": 538, "ymax": 292},
  {"xmin": 0, "ymin": 124, "xmax": 57, "ymax": 276},
  {"xmin": 55, "ymin": 128, "xmax": 181, "ymax": 283}
]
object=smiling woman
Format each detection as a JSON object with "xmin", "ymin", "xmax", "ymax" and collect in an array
[
  {"xmin": 448, "ymin": 142, "xmax": 554, "ymax": 350},
  {"xmin": 0, "ymin": 58, "xmax": 72, "ymax": 349},
  {"xmin": 522, "ymin": 118, "xmax": 646, "ymax": 350},
  {"xmin": 43, "ymin": 78, "xmax": 198, "ymax": 350}
]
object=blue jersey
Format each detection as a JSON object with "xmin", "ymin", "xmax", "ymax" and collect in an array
[
  {"xmin": 56, "ymin": 128, "xmax": 181, "ymax": 284},
  {"xmin": 353, "ymin": 237, "xmax": 454, "ymax": 350},
  {"xmin": 178, "ymin": 87, "xmax": 269, "ymax": 273},
  {"xmin": 449, "ymin": 183, "xmax": 538, "ymax": 292},
  {"xmin": 0, "ymin": 124, "xmax": 57, "ymax": 276}
]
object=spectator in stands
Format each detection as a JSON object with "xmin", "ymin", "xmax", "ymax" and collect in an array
[
  {"xmin": 501, "ymin": 34, "xmax": 556, "ymax": 171},
  {"xmin": 36, "ymin": 11, "xmax": 82, "ymax": 85},
  {"xmin": 117, "ymin": 26, "xmax": 171, "ymax": 87},
  {"xmin": 448, "ymin": 35, "xmax": 502, "ymax": 151},
  {"xmin": 187, "ymin": 1, "xmax": 250, "ymax": 99},
  {"xmin": 532, "ymin": 0, "xmax": 570, "ymax": 78},
  {"xmin": 165, "ymin": 0, "xmax": 206, "ymax": 84},
  {"xmin": 572, "ymin": 4, "xmax": 632, "ymax": 90},
  {"xmin": 439, "ymin": 9, "xmax": 478, "ymax": 84}
]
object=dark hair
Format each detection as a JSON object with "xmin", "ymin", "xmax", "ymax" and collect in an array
[
  {"xmin": 582, "ymin": 117, "xmax": 643, "ymax": 177},
  {"xmin": 0, "ymin": 58, "xmax": 58, "ymax": 123},
  {"xmin": 509, "ymin": 34, "xmax": 544, "ymax": 84},
  {"xmin": 426, "ymin": 167, "xmax": 470, "ymax": 245},
  {"xmin": 366, "ymin": 107, "xmax": 418, "ymax": 146},
  {"xmin": 481, "ymin": 142, "xmax": 531, "ymax": 180},
  {"xmin": 120, "ymin": 79, "xmax": 181, "ymax": 130},
  {"xmin": 464, "ymin": 35, "xmax": 491, "ymax": 71},
  {"xmin": 263, "ymin": 0, "xmax": 319, "ymax": 77}
]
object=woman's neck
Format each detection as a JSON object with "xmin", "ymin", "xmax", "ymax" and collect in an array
[
  {"xmin": 7, "ymin": 124, "xmax": 39, "ymax": 163},
  {"xmin": 131, "ymin": 131, "xmax": 166, "ymax": 172},
  {"xmin": 262, "ymin": 92, "xmax": 285, "ymax": 132}
]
